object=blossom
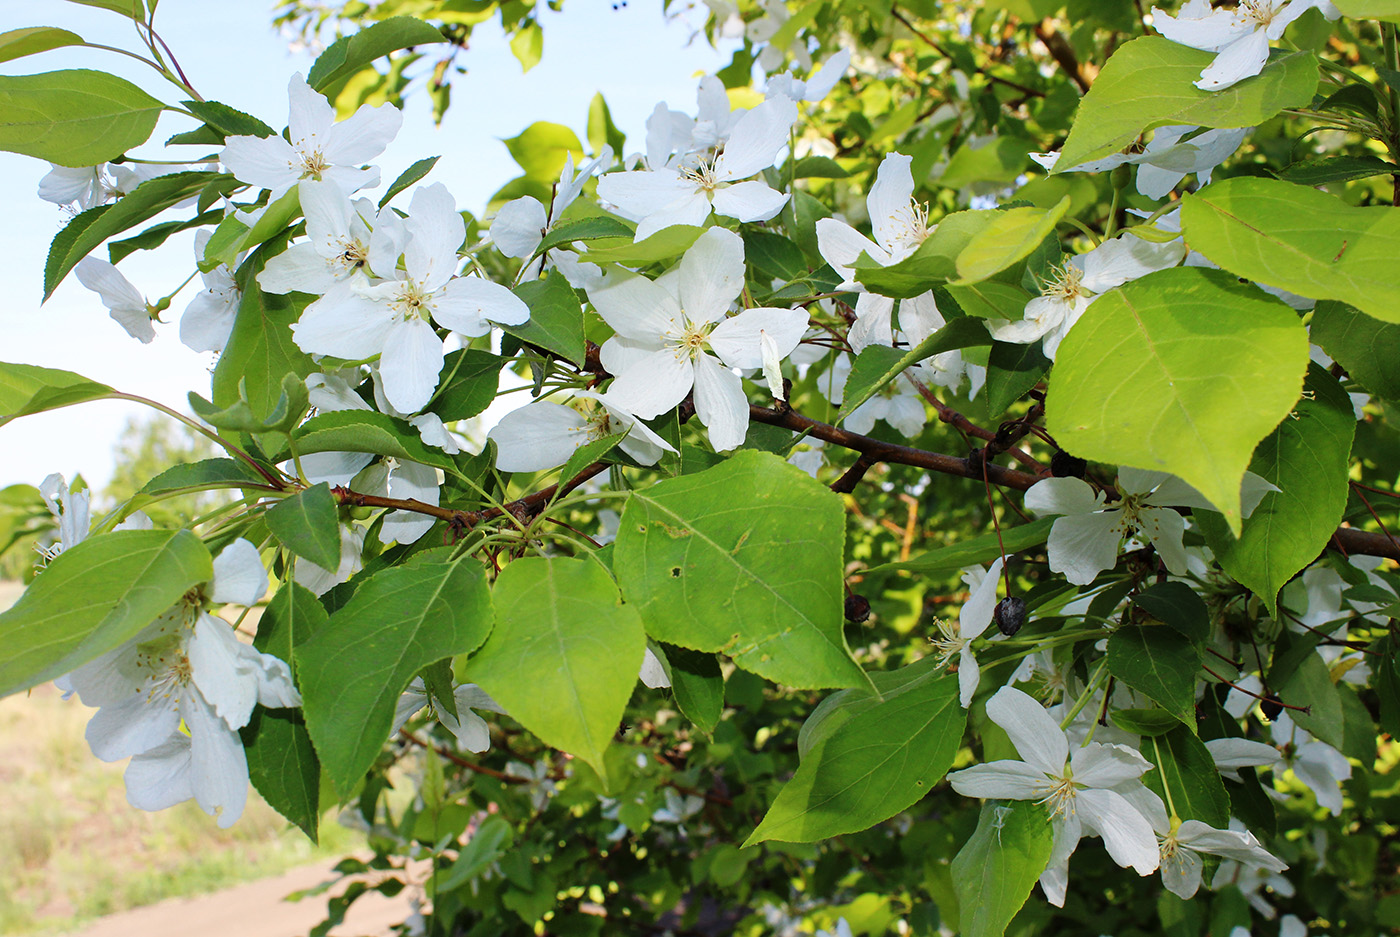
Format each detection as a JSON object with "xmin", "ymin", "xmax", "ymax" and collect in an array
[
  {"xmin": 37, "ymin": 473, "xmax": 91, "ymax": 561},
  {"xmin": 1025, "ymin": 467, "xmax": 1276, "ymax": 585},
  {"xmin": 986, "ymin": 235, "xmax": 1185, "ymax": 360},
  {"xmin": 291, "ymin": 182, "xmax": 530, "ymax": 414},
  {"xmin": 1271, "ymin": 711, "xmax": 1351, "ymax": 816},
  {"xmin": 1151, "ymin": 0, "xmax": 1321, "ymax": 91},
  {"xmin": 746, "ymin": 0, "xmax": 812, "ymax": 72},
  {"xmin": 948, "ymin": 686, "xmax": 1160, "ymax": 906},
  {"xmin": 596, "ymin": 96, "xmax": 797, "ymax": 241},
  {"xmin": 816, "ymin": 152, "xmax": 936, "ymax": 351},
  {"xmin": 180, "ymin": 230, "xmax": 242, "ymax": 353},
  {"xmin": 766, "ymin": 48, "xmax": 852, "ymax": 103},
  {"xmin": 1034, "ymin": 124, "xmax": 1247, "ymax": 198},
  {"xmin": 74, "ymin": 257, "xmax": 156, "ymax": 343},
  {"xmin": 928, "ymin": 558, "xmax": 1003, "ymax": 707},
  {"xmin": 1131, "ymin": 788, "xmax": 1288, "ymax": 899},
  {"xmin": 257, "ymin": 180, "xmax": 380, "ymax": 296},
  {"xmin": 487, "ymin": 390, "xmax": 676, "ymax": 473},
  {"xmin": 490, "ymin": 147, "xmax": 613, "ymax": 262},
  {"xmin": 354, "ymin": 458, "xmax": 440, "ymax": 545},
  {"xmin": 61, "ymin": 539, "xmax": 299, "ymax": 827},
  {"xmin": 221, "ymin": 73, "xmax": 401, "ymax": 197},
  {"xmin": 651, "ymin": 788, "xmax": 704, "ymax": 825},
  {"xmin": 588, "ymin": 227, "xmax": 808, "ymax": 451},
  {"xmin": 1206, "ymin": 737, "xmax": 1283, "ymax": 782},
  {"xmin": 391, "ymin": 678, "xmax": 504, "ymax": 753}
]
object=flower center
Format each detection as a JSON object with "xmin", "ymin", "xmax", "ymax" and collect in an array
[
  {"xmin": 1044, "ymin": 263, "xmax": 1088, "ymax": 304},
  {"xmin": 389, "ymin": 282, "xmax": 435, "ymax": 323},
  {"xmin": 1240, "ymin": 0, "xmax": 1277, "ymax": 26},
  {"xmin": 928, "ymin": 618, "xmax": 966, "ymax": 668},
  {"xmin": 331, "ymin": 237, "xmax": 370, "ymax": 277},
  {"xmin": 680, "ymin": 157, "xmax": 720, "ymax": 193},
  {"xmin": 889, "ymin": 200, "xmax": 933, "ymax": 252},
  {"xmin": 1036, "ymin": 773, "xmax": 1078, "ymax": 819},
  {"xmin": 298, "ymin": 144, "xmax": 331, "ymax": 178},
  {"xmin": 135, "ymin": 633, "xmax": 194, "ymax": 701},
  {"xmin": 674, "ymin": 317, "xmax": 715, "ymax": 360}
]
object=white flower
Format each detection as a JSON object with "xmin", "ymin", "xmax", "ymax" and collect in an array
[
  {"xmin": 74, "ymin": 257, "xmax": 156, "ymax": 343},
  {"xmin": 929, "ymin": 558, "xmax": 1003, "ymax": 707},
  {"xmin": 292, "ymin": 182, "xmax": 529, "ymax": 414},
  {"xmin": 596, "ymin": 96, "xmax": 797, "ymax": 241},
  {"xmin": 221, "ymin": 73, "xmax": 402, "ymax": 197},
  {"xmin": 490, "ymin": 147, "xmax": 613, "ymax": 261},
  {"xmin": 1206, "ymin": 737, "xmax": 1283, "ymax": 782},
  {"xmin": 506, "ymin": 759, "xmax": 558, "ymax": 811},
  {"xmin": 639, "ymin": 647, "xmax": 671, "ymax": 689},
  {"xmin": 588, "ymin": 227, "xmax": 808, "ymax": 451},
  {"xmin": 1271, "ymin": 711, "xmax": 1350, "ymax": 816},
  {"xmin": 180, "ymin": 230, "xmax": 242, "ymax": 353},
  {"xmin": 61, "ymin": 539, "xmax": 298, "ymax": 827},
  {"xmin": 487, "ymin": 390, "xmax": 676, "ymax": 473},
  {"xmin": 354, "ymin": 458, "xmax": 440, "ymax": 545},
  {"xmin": 987, "ymin": 235, "xmax": 1185, "ymax": 360},
  {"xmin": 1025, "ymin": 467, "xmax": 1276, "ymax": 585},
  {"xmin": 948, "ymin": 686, "xmax": 1160, "ymax": 906},
  {"xmin": 295, "ymin": 523, "xmax": 365, "ymax": 596},
  {"xmin": 1151, "ymin": 0, "xmax": 1318, "ymax": 91},
  {"xmin": 37, "ymin": 473, "xmax": 91, "ymax": 561},
  {"xmin": 257, "ymin": 181, "xmax": 381, "ymax": 295},
  {"xmin": 1131, "ymin": 790, "xmax": 1288, "ymax": 899},
  {"xmin": 1037, "ymin": 125, "xmax": 1248, "ymax": 199},
  {"xmin": 38, "ymin": 163, "xmax": 111, "ymax": 211},
  {"xmin": 651, "ymin": 788, "xmax": 704, "ymax": 825},
  {"xmin": 1212, "ymin": 819, "xmax": 1297, "ymax": 919},
  {"xmin": 766, "ymin": 48, "xmax": 852, "ymax": 103},
  {"xmin": 746, "ymin": 0, "xmax": 812, "ymax": 72},
  {"xmin": 391, "ymin": 677, "xmax": 505, "ymax": 753}
]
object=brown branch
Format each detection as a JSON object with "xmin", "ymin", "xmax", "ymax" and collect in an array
[
  {"xmin": 1332, "ymin": 527, "xmax": 1400, "ymax": 563},
  {"xmin": 905, "ymin": 374, "xmax": 1045, "ymax": 472},
  {"xmin": 889, "ymin": 5, "xmax": 1045, "ymax": 99},
  {"xmin": 1034, "ymin": 20, "xmax": 1092, "ymax": 92}
]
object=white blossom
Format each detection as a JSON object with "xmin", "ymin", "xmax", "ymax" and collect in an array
[
  {"xmin": 1152, "ymin": 0, "xmax": 1329, "ymax": 91},
  {"xmin": 487, "ymin": 390, "xmax": 676, "ymax": 473},
  {"xmin": 391, "ymin": 678, "xmax": 505, "ymax": 753},
  {"xmin": 928, "ymin": 558, "xmax": 1003, "ymax": 707},
  {"xmin": 74, "ymin": 257, "xmax": 156, "ymax": 343}
]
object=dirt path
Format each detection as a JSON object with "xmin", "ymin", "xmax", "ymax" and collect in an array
[{"xmin": 61, "ymin": 858, "xmax": 418, "ymax": 937}]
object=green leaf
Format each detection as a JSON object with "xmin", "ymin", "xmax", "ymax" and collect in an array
[
  {"xmin": 586, "ymin": 92, "xmax": 626, "ymax": 158},
  {"xmin": 1333, "ymin": 0, "xmax": 1400, "ymax": 22},
  {"xmin": 1132, "ymin": 581, "xmax": 1211, "ymax": 643},
  {"xmin": 437, "ymin": 815, "xmax": 513, "ymax": 892},
  {"xmin": 535, "ymin": 216, "xmax": 635, "ymax": 256},
  {"xmin": 950, "ymin": 801, "xmax": 1055, "ymax": 937},
  {"xmin": 952, "ymin": 197, "xmax": 1070, "ymax": 285},
  {"xmin": 282, "ymin": 410, "xmax": 456, "ymax": 473},
  {"xmin": 0, "ymin": 27, "xmax": 84, "ymax": 64},
  {"xmin": 0, "ymin": 529, "xmax": 211, "ymax": 698},
  {"xmin": 865, "ymin": 518, "xmax": 1054, "ymax": 575},
  {"xmin": 944, "ymin": 281, "xmax": 1034, "ymax": 320},
  {"xmin": 380, "ymin": 155, "xmax": 440, "ymax": 208},
  {"xmin": 1196, "ymin": 365, "xmax": 1355, "ymax": 615},
  {"xmin": 1047, "ymin": 266, "xmax": 1309, "ymax": 533},
  {"xmin": 509, "ymin": 20, "xmax": 543, "ymax": 72},
  {"xmin": 298, "ymin": 556, "xmax": 492, "ymax": 796},
  {"xmin": 504, "ymin": 121, "xmax": 583, "ymax": 183},
  {"xmin": 1274, "ymin": 154, "xmax": 1398, "ymax": 186},
  {"xmin": 44, "ymin": 170, "xmax": 223, "ymax": 299},
  {"xmin": 0, "ymin": 362, "xmax": 113, "ymax": 428},
  {"xmin": 63, "ymin": 0, "xmax": 145, "ymax": 18},
  {"xmin": 189, "ymin": 371, "xmax": 309, "ymax": 435},
  {"xmin": 1310, "ymin": 300, "xmax": 1400, "ymax": 400},
  {"xmin": 463, "ymin": 556, "xmax": 643, "ymax": 781},
  {"xmin": 265, "ymin": 484, "xmax": 342, "ymax": 572},
  {"xmin": 306, "ymin": 16, "xmax": 447, "ymax": 93},
  {"xmin": 578, "ymin": 224, "xmax": 705, "ymax": 265},
  {"xmin": 793, "ymin": 155, "xmax": 849, "ymax": 179},
  {"xmin": 852, "ymin": 211, "xmax": 999, "ymax": 298},
  {"xmin": 139, "ymin": 458, "xmax": 268, "ymax": 497},
  {"xmin": 212, "ymin": 239, "xmax": 317, "ymax": 417},
  {"xmin": 181, "ymin": 99, "xmax": 274, "ymax": 139},
  {"xmin": 0, "ymin": 69, "xmax": 166, "ymax": 168},
  {"xmin": 742, "ymin": 229, "xmax": 809, "ymax": 282},
  {"xmin": 983, "ymin": 341, "xmax": 1050, "ymax": 417},
  {"xmin": 1106, "ymin": 626, "xmax": 1203, "ymax": 727},
  {"xmin": 503, "ymin": 271, "xmax": 585, "ymax": 366},
  {"xmin": 1273, "ymin": 639, "xmax": 1345, "ymax": 748},
  {"xmin": 559, "ymin": 433, "xmax": 624, "ymax": 486},
  {"xmin": 1058, "ymin": 39, "xmax": 1317, "ymax": 168},
  {"xmin": 1110, "ymin": 708, "xmax": 1182, "ymax": 736},
  {"xmin": 745, "ymin": 660, "xmax": 963, "ymax": 844},
  {"xmin": 428, "ymin": 349, "xmax": 501, "ymax": 421},
  {"xmin": 240, "ymin": 582, "xmax": 327, "ymax": 842},
  {"xmin": 108, "ymin": 207, "xmax": 226, "ymax": 263},
  {"xmin": 1183, "ymin": 176, "xmax": 1400, "ymax": 324},
  {"xmin": 662, "ymin": 644, "xmax": 723, "ymax": 733},
  {"xmin": 1144, "ymin": 728, "xmax": 1231, "ymax": 828},
  {"xmin": 836, "ymin": 317, "xmax": 991, "ymax": 425},
  {"xmin": 614, "ymin": 450, "xmax": 867, "ymax": 690}
]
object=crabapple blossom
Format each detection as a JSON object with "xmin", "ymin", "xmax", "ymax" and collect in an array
[
  {"xmin": 927, "ymin": 558, "xmax": 1003, "ymax": 707},
  {"xmin": 487, "ymin": 390, "xmax": 676, "ymax": 473},
  {"xmin": 74, "ymin": 257, "xmax": 156, "ymax": 343},
  {"xmin": 392, "ymin": 678, "xmax": 505, "ymax": 753},
  {"xmin": 1151, "ymin": 0, "xmax": 1326, "ymax": 91},
  {"xmin": 180, "ymin": 230, "xmax": 242, "ymax": 353}
]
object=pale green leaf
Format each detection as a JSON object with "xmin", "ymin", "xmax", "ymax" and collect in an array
[
  {"xmin": 0, "ymin": 362, "xmax": 113, "ymax": 428},
  {"xmin": 1183, "ymin": 176, "xmax": 1400, "ymax": 324},
  {"xmin": 504, "ymin": 121, "xmax": 583, "ymax": 183},
  {"xmin": 578, "ymin": 224, "xmax": 704, "ymax": 265},
  {"xmin": 0, "ymin": 27, "xmax": 83, "ymax": 64},
  {"xmin": 1333, "ymin": 0, "xmax": 1400, "ymax": 22},
  {"xmin": 1058, "ymin": 39, "xmax": 1317, "ymax": 169},
  {"xmin": 0, "ymin": 529, "xmax": 212, "ymax": 698},
  {"xmin": 1046, "ymin": 266, "xmax": 1309, "ymax": 532},
  {"xmin": 614, "ymin": 450, "xmax": 867, "ymax": 690},
  {"xmin": 953, "ymin": 198, "xmax": 1069, "ymax": 285},
  {"xmin": 1311, "ymin": 301, "xmax": 1400, "ymax": 400},
  {"xmin": 463, "ymin": 556, "xmax": 643, "ymax": 781},
  {"xmin": 0, "ymin": 69, "xmax": 165, "ymax": 168}
]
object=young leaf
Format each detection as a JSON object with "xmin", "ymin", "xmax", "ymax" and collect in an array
[
  {"xmin": 615, "ymin": 450, "xmax": 868, "ymax": 690},
  {"xmin": 181, "ymin": 99, "xmax": 274, "ymax": 139},
  {"xmin": 298, "ymin": 555, "xmax": 492, "ymax": 796},
  {"xmin": 380, "ymin": 155, "xmax": 441, "ymax": 208},
  {"xmin": 1047, "ymin": 266, "xmax": 1309, "ymax": 533},
  {"xmin": 1057, "ymin": 39, "xmax": 1317, "ymax": 168},
  {"xmin": 265, "ymin": 483, "xmax": 342, "ymax": 572},
  {"xmin": 0, "ymin": 362, "xmax": 113, "ymax": 427},
  {"xmin": 504, "ymin": 121, "xmax": 583, "ymax": 182},
  {"xmin": 0, "ymin": 529, "xmax": 212, "ymax": 698},
  {"xmin": 0, "ymin": 27, "xmax": 84, "ymax": 64},
  {"xmin": 0, "ymin": 69, "xmax": 165, "ymax": 168},
  {"xmin": 745, "ymin": 660, "xmax": 964, "ymax": 844},
  {"xmin": 952, "ymin": 197, "xmax": 1070, "ymax": 285},
  {"xmin": 1183, "ymin": 176, "xmax": 1400, "ymax": 324},
  {"xmin": 535, "ymin": 216, "xmax": 635, "ymax": 256},
  {"xmin": 950, "ymin": 802, "xmax": 1055, "ymax": 937},
  {"xmin": 463, "ymin": 556, "xmax": 644, "ymax": 783},
  {"xmin": 280, "ymin": 410, "xmax": 457, "ymax": 474}
]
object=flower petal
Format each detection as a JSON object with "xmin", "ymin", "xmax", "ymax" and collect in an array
[
  {"xmin": 380, "ymin": 317, "xmax": 444, "ymax": 414},
  {"xmin": 491, "ymin": 197, "xmax": 548, "ymax": 259},
  {"xmin": 210, "ymin": 538, "xmax": 268, "ymax": 607},
  {"xmin": 986, "ymin": 686, "xmax": 1068, "ymax": 776},
  {"xmin": 606, "ymin": 347, "xmax": 695, "ymax": 419},
  {"xmin": 1046, "ymin": 511, "xmax": 1124, "ymax": 585},
  {"xmin": 488, "ymin": 402, "xmax": 591, "ymax": 472},
  {"xmin": 1077, "ymin": 787, "xmax": 1160, "ymax": 874},
  {"xmin": 433, "ymin": 274, "xmax": 530, "ymax": 335},
  {"xmin": 693, "ymin": 353, "xmax": 749, "ymax": 451},
  {"xmin": 678, "ymin": 227, "xmax": 747, "ymax": 324},
  {"xmin": 947, "ymin": 760, "xmax": 1047, "ymax": 800},
  {"xmin": 588, "ymin": 270, "xmax": 684, "ymax": 340},
  {"xmin": 406, "ymin": 183, "xmax": 465, "ymax": 292},
  {"xmin": 714, "ymin": 95, "xmax": 796, "ymax": 180},
  {"xmin": 708, "ymin": 307, "xmax": 808, "ymax": 369},
  {"xmin": 711, "ymin": 179, "xmax": 789, "ymax": 223}
]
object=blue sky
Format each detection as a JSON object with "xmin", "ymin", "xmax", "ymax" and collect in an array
[{"xmin": 0, "ymin": 0, "xmax": 734, "ymax": 489}]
